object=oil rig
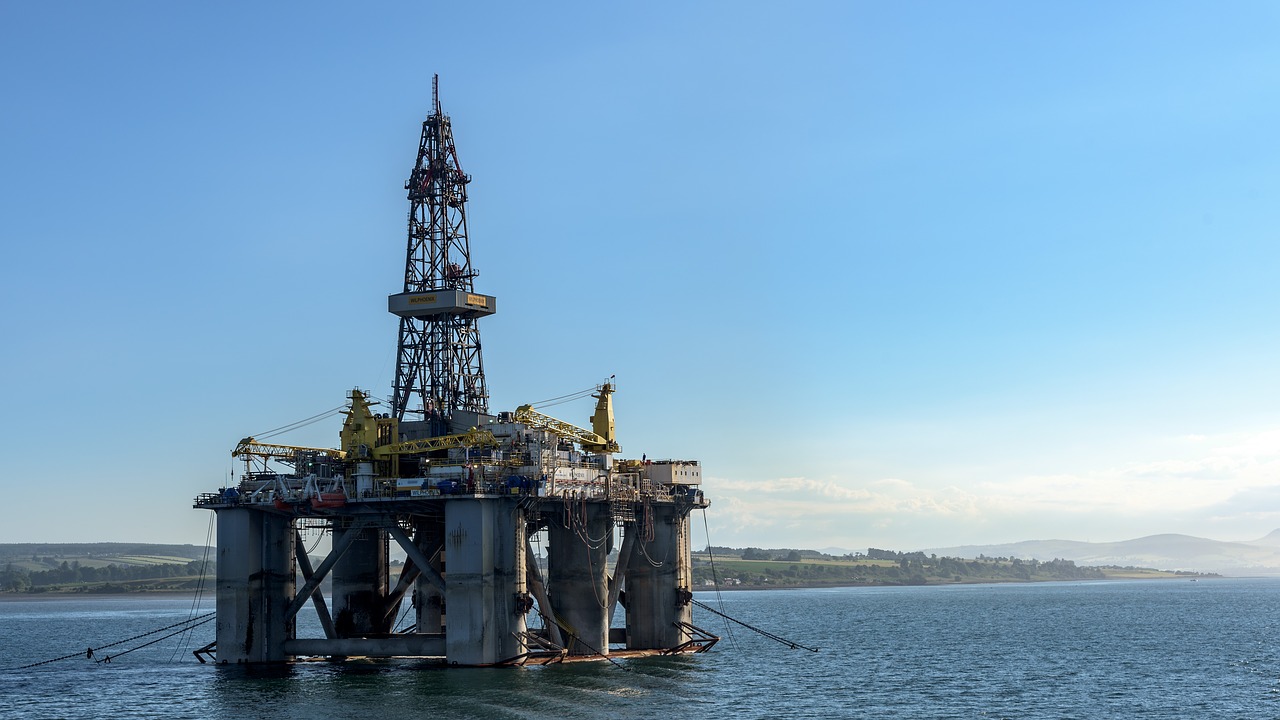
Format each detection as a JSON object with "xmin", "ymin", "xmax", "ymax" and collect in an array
[{"xmin": 194, "ymin": 78, "xmax": 716, "ymax": 666}]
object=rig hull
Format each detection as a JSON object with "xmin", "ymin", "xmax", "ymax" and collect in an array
[{"xmin": 197, "ymin": 457, "xmax": 712, "ymax": 666}]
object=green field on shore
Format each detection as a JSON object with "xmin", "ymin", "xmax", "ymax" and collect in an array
[
  {"xmin": 0, "ymin": 542, "xmax": 1210, "ymax": 594},
  {"xmin": 693, "ymin": 548, "xmax": 1210, "ymax": 588}
]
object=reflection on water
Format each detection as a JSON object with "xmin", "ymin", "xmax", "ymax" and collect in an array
[{"xmin": 201, "ymin": 650, "xmax": 709, "ymax": 720}]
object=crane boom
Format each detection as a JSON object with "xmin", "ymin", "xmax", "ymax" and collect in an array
[
  {"xmin": 513, "ymin": 405, "xmax": 605, "ymax": 446},
  {"xmin": 236, "ymin": 380, "xmax": 619, "ymax": 471},
  {"xmin": 374, "ymin": 427, "xmax": 499, "ymax": 457},
  {"xmin": 514, "ymin": 382, "xmax": 619, "ymax": 453},
  {"xmin": 232, "ymin": 437, "xmax": 349, "ymax": 462}
]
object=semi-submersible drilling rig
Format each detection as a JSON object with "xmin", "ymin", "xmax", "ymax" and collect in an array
[{"xmin": 194, "ymin": 79, "xmax": 716, "ymax": 666}]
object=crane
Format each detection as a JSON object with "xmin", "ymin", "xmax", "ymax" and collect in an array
[
  {"xmin": 234, "ymin": 381, "xmax": 616, "ymax": 476},
  {"xmin": 232, "ymin": 438, "xmax": 348, "ymax": 463},
  {"xmin": 514, "ymin": 382, "xmax": 619, "ymax": 454}
]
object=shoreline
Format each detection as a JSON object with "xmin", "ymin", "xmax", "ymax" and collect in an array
[
  {"xmin": 0, "ymin": 589, "xmax": 205, "ymax": 601},
  {"xmin": 0, "ymin": 574, "xmax": 1225, "ymax": 600},
  {"xmin": 696, "ymin": 574, "xmax": 1221, "ymax": 592}
]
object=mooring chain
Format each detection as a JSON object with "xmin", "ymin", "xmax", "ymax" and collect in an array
[
  {"xmin": 4, "ymin": 611, "xmax": 217, "ymax": 671},
  {"xmin": 535, "ymin": 607, "xmax": 630, "ymax": 671},
  {"xmin": 690, "ymin": 599, "xmax": 819, "ymax": 652},
  {"xmin": 93, "ymin": 617, "xmax": 216, "ymax": 665}
]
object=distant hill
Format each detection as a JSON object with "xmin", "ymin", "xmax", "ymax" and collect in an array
[
  {"xmin": 12, "ymin": 535, "xmax": 1280, "ymax": 578},
  {"xmin": 1243, "ymin": 529, "xmax": 1280, "ymax": 548},
  {"xmin": 0, "ymin": 543, "xmax": 210, "ymax": 572},
  {"xmin": 922, "ymin": 532, "xmax": 1280, "ymax": 576},
  {"xmin": 1, "ymin": 543, "xmax": 216, "ymax": 593}
]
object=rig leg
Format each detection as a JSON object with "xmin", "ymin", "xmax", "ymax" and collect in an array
[
  {"xmin": 331, "ymin": 521, "xmax": 390, "ymax": 636},
  {"xmin": 547, "ymin": 501, "xmax": 611, "ymax": 656},
  {"xmin": 413, "ymin": 518, "xmax": 445, "ymax": 634},
  {"xmin": 625, "ymin": 505, "xmax": 693, "ymax": 650},
  {"xmin": 214, "ymin": 508, "xmax": 295, "ymax": 663},
  {"xmin": 443, "ymin": 498, "xmax": 527, "ymax": 665}
]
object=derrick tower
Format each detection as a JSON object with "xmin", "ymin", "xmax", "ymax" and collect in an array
[{"xmin": 389, "ymin": 75, "xmax": 495, "ymax": 424}]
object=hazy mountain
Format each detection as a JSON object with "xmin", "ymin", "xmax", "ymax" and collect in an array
[
  {"xmin": 1242, "ymin": 529, "xmax": 1280, "ymax": 548},
  {"xmin": 922, "ymin": 531, "xmax": 1280, "ymax": 576}
]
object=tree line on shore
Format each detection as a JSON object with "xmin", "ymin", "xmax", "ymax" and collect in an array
[
  {"xmin": 695, "ymin": 546, "xmax": 1106, "ymax": 586},
  {"xmin": 0, "ymin": 560, "xmax": 213, "ymax": 593}
]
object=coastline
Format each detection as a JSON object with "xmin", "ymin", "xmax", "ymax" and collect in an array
[
  {"xmin": 697, "ymin": 574, "xmax": 1218, "ymax": 592},
  {"xmin": 0, "ymin": 573, "xmax": 1218, "ymax": 600},
  {"xmin": 0, "ymin": 589, "xmax": 203, "ymax": 601}
]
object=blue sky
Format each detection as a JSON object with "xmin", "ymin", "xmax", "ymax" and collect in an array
[{"xmin": 3, "ymin": 2, "xmax": 1279, "ymax": 551}]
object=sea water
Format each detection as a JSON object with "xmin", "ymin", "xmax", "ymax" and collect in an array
[{"xmin": 1, "ymin": 579, "xmax": 1277, "ymax": 719}]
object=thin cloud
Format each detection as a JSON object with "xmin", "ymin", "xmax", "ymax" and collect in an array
[{"xmin": 702, "ymin": 426, "xmax": 1280, "ymax": 548}]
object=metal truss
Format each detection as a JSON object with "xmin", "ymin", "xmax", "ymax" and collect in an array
[{"xmin": 392, "ymin": 75, "xmax": 490, "ymax": 422}]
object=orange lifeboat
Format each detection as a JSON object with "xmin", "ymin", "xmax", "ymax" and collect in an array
[{"xmin": 311, "ymin": 492, "xmax": 348, "ymax": 509}]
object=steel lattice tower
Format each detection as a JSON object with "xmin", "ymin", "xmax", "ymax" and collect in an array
[{"xmin": 389, "ymin": 76, "xmax": 495, "ymax": 424}]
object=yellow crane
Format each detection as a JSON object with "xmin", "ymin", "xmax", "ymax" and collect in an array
[
  {"xmin": 514, "ymin": 382, "xmax": 619, "ymax": 453},
  {"xmin": 337, "ymin": 388, "xmax": 498, "ymax": 460},
  {"xmin": 232, "ymin": 438, "xmax": 349, "ymax": 462},
  {"xmin": 375, "ymin": 426, "xmax": 499, "ymax": 457},
  {"xmin": 233, "ymin": 382, "xmax": 615, "ymax": 474},
  {"xmin": 235, "ymin": 389, "xmax": 499, "ymax": 473}
]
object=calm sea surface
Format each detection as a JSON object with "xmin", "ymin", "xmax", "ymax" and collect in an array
[{"xmin": 1, "ymin": 578, "xmax": 1277, "ymax": 719}]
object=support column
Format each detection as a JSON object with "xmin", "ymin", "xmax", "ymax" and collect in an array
[
  {"xmin": 525, "ymin": 535, "xmax": 563, "ymax": 648},
  {"xmin": 547, "ymin": 501, "xmax": 611, "ymax": 656},
  {"xmin": 330, "ymin": 521, "xmax": 390, "ymax": 637},
  {"xmin": 624, "ymin": 504, "xmax": 692, "ymax": 650},
  {"xmin": 214, "ymin": 507, "xmax": 295, "ymax": 663},
  {"xmin": 443, "ymin": 498, "xmax": 527, "ymax": 665},
  {"xmin": 413, "ymin": 517, "xmax": 445, "ymax": 634}
]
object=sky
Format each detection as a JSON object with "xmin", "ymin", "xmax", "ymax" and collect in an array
[{"xmin": 2, "ymin": 2, "xmax": 1280, "ymax": 552}]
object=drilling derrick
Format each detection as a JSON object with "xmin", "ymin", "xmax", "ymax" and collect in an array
[{"xmin": 389, "ymin": 75, "xmax": 495, "ymax": 424}]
